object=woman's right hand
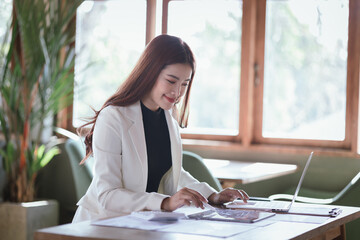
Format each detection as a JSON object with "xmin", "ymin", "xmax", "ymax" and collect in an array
[{"xmin": 161, "ymin": 187, "xmax": 207, "ymax": 211}]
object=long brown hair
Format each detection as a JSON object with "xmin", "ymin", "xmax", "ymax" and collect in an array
[{"xmin": 78, "ymin": 35, "xmax": 196, "ymax": 163}]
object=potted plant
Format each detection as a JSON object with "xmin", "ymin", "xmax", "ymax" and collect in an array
[{"xmin": 0, "ymin": 0, "xmax": 83, "ymax": 239}]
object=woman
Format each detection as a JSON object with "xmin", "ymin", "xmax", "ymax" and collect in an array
[{"xmin": 72, "ymin": 35, "xmax": 249, "ymax": 222}]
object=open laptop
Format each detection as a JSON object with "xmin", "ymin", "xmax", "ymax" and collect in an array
[{"xmin": 225, "ymin": 152, "xmax": 314, "ymax": 213}]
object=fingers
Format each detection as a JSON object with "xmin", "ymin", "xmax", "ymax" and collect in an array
[
  {"xmin": 185, "ymin": 188, "xmax": 208, "ymax": 203},
  {"xmin": 212, "ymin": 188, "xmax": 250, "ymax": 204},
  {"xmin": 229, "ymin": 189, "xmax": 249, "ymax": 203},
  {"xmin": 237, "ymin": 189, "xmax": 249, "ymax": 203},
  {"xmin": 162, "ymin": 188, "xmax": 250, "ymax": 212},
  {"xmin": 162, "ymin": 188, "xmax": 208, "ymax": 211},
  {"xmin": 181, "ymin": 188, "xmax": 207, "ymax": 209}
]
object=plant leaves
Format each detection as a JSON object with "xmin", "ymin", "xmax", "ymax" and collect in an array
[{"xmin": 39, "ymin": 146, "xmax": 59, "ymax": 168}]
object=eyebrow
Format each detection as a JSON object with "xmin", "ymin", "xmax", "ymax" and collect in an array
[{"xmin": 167, "ymin": 74, "xmax": 191, "ymax": 81}]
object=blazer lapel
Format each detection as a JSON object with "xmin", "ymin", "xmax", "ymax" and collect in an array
[
  {"xmin": 165, "ymin": 110, "xmax": 182, "ymax": 191},
  {"xmin": 125, "ymin": 102, "xmax": 148, "ymax": 187},
  {"xmin": 124, "ymin": 102, "xmax": 182, "ymax": 192}
]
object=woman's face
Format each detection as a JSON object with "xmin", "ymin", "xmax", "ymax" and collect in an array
[{"xmin": 142, "ymin": 63, "xmax": 192, "ymax": 111}]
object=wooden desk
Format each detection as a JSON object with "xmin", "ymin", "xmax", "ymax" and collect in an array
[
  {"xmin": 35, "ymin": 204, "xmax": 360, "ymax": 240},
  {"xmin": 203, "ymin": 159, "xmax": 298, "ymax": 188}
]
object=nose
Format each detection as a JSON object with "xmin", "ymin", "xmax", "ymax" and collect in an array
[{"xmin": 171, "ymin": 84, "xmax": 181, "ymax": 98}]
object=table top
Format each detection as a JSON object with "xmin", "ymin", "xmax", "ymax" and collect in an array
[
  {"xmin": 35, "ymin": 204, "xmax": 360, "ymax": 240},
  {"xmin": 203, "ymin": 159, "xmax": 298, "ymax": 184}
]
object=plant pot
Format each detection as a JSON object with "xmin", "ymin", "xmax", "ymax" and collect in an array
[{"xmin": 0, "ymin": 199, "xmax": 58, "ymax": 240}]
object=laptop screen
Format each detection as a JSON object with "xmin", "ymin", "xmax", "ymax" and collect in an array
[{"xmin": 288, "ymin": 151, "xmax": 314, "ymax": 209}]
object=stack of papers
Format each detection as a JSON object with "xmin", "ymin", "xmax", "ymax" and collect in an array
[
  {"xmin": 92, "ymin": 208, "xmax": 268, "ymax": 237},
  {"xmin": 130, "ymin": 211, "xmax": 186, "ymax": 221},
  {"xmin": 92, "ymin": 214, "xmax": 265, "ymax": 238},
  {"xmin": 92, "ymin": 204, "xmax": 334, "ymax": 238}
]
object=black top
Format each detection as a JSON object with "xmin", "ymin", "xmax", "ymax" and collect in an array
[{"xmin": 141, "ymin": 102, "xmax": 172, "ymax": 193}]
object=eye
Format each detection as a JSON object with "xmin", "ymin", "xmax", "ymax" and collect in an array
[
  {"xmin": 182, "ymin": 82, "xmax": 189, "ymax": 87},
  {"xmin": 167, "ymin": 80, "xmax": 176, "ymax": 84}
]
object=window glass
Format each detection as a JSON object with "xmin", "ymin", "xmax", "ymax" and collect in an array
[
  {"xmin": 73, "ymin": 0, "xmax": 146, "ymax": 127},
  {"xmin": 262, "ymin": 0, "xmax": 348, "ymax": 140},
  {"xmin": 0, "ymin": 0, "xmax": 12, "ymax": 58},
  {"xmin": 0, "ymin": 0, "xmax": 12, "ymax": 110},
  {"xmin": 167, "ymin": 0, "xmax": 242, "ymax": 135}
]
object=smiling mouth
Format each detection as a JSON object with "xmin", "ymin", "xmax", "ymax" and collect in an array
[{"xmin": 164, "ymin": 96, "xmax": 176, "ymax": 103}]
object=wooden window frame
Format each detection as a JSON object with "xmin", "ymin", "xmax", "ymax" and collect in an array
[
  {"xmin": 61, "ymin": 0, "xmax": 360, "ymax": 157},
  {"xmin": 252, "ymin": 0, "xmax": 360, "ymax": 152},
  {"xmin": 163, "ymin": 0, "xmax": 360, "ymax": 157},
  {"xmin": 162, "ymin": 0, "xmax": 243, "ymax": 143},
  {"xmin": 58, "ymin": 0, "xmax": 157, "ymax": 132}
]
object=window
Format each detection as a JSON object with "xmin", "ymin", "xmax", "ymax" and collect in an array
[
  {"xmin": 70, "ymin": 0, "xmax": 360, "ymax": 156},
  {"xmin": 163, "ymin": 0, "xmax": 360, "ymax": 154},
  {"xmin": 0, "ymin": 0, "xmax": 12, "ymax": 110},
  {"xmin": 0, "ymin": 0, "xmax": 12, "ymax": 57},
  {"xmin": 262, "ymin": 1, "xmax": 348, "ymax": 141},
  {"xmin": 167, "ymin": 0, "xmax": 242, "ymax": 136},
  {"xmin": 73, "ymin": 0, "xmax": 146, "ymax": 127},
  {"xmin": 251, "ymin": 0, "xmax": 359, "ymax": 152}
]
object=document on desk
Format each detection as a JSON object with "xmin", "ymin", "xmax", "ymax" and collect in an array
[
  {"xmin": 269, "ymin": 213, "xmax": 330, "ymax": 224},
  {"xmin": 92, "ymin": 214, "xmax": 172, "ymax": 230},
  {"xmin": 159, "ymin": 206, "xmax": 274, "ymax": 238},
  {"xmin": 92, "ymin": 207, "xmax": 273, "ymax": 238},
  {"xmin": 93, "ymin": 214, "xmax": 266, "ymax": 238},
  {"xmin": 157, "ymin": 219, "xmax": 259, "ymax": 238}
]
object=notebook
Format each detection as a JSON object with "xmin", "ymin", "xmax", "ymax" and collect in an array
[{"xmin": 226, "ymin": 152, "xmax": 314, "ymax": 213}]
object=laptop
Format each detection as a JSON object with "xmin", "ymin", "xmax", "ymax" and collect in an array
[{"xmin": 225, "ymin": 152, "xmax": 314, "ymax": 212}]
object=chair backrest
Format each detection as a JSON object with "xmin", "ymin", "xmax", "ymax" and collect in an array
[
  {"xmin": 269, "ymin": 171, "xmax": 360, "ymax": 205},
  {"xmin": 36, "ymin": 137, "xmax": 92, "ymax": 223},
  {"xmin": 65, "ymin": 138, "xmax": 93, "ymax": 201},
  {"xmin": 182, "ymin": 151, "xmax": 222, "ymax": 192},
  {"xmin": 333, "ymin": 171, "xmax": 360, "ymax": 206}
]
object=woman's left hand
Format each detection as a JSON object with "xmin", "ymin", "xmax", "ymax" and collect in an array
[{"xmin": 208, "ymin": 188, "xmax": 249, "ymax": 205}]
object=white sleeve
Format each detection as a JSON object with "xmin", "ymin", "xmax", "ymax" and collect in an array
[{"xmin": 178, "ymin": 167, "xmax": 217, "ymax": 199}]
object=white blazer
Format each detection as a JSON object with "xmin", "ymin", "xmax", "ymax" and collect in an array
[{"xmin": 73, "ymin": 101, "xmax": 216, "ymax": 222}]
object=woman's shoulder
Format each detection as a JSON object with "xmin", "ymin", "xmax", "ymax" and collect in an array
[
  {"xmin": 98, "ymin": 102, "xmax": 140, "ymax": 122},
  {"xmin": 99, "ymin": 105, "xmax": 126, "ymax": 120},
  {"xmin": 94, "ymin": 105, "xmax": 133, "ymax": 133},
  {"xmin": 101, "ymin": 104, "xmax": 125, "ymax": 114}
]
